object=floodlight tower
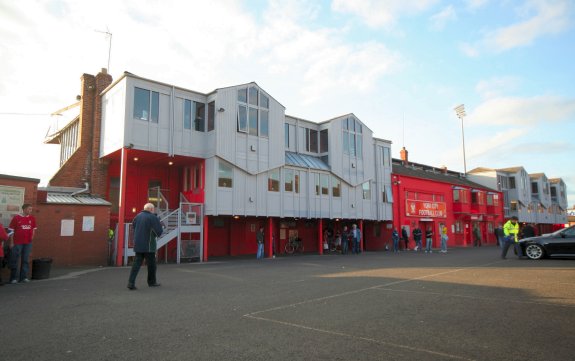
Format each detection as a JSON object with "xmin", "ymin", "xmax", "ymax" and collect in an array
[{"xmin": 454, "ymin": 104, "xmax": 467, "ymax": 175}]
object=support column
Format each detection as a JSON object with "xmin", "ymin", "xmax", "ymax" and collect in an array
[
  {"xmin": 203, "ymin": 215, "xmax": 209, "ymax": 262},
  {"xmin": 359, "ymin": 219, "xmax": 364, "ymax": 252},
  {"xmin": 116, "ymin": 147, "xmax": 128, "ymax": 266},
  {"xmin": 318, "ymin": 219, "xmax": 323, "ymax": 255},
  {"xmin": 266, "ymin": 217, "xmax": 273, "ymax": 258}
]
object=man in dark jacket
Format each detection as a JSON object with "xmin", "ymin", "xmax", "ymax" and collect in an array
[{"xmin": 127, "ymin": 203, "xmax": 164, "ymax": 290}]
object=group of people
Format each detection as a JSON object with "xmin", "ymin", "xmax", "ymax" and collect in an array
[
  {"xmin": 391, "ymin": 225, "xmax": 449, "ymax": 254},
  {"xmin": 323, "ymin": 224, "xmax": 362, "ymax": 255},
  {"xmin": 1, "ymin": 204, "xmax": 37, "ymax": 286},
  {"xmin": 497, "ymin": 217, "xmax": 536, "ymax": 259}
]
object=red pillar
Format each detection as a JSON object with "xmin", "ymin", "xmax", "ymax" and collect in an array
[
  {"xmin": 359, "ymin": 219, "xmax": 364, "ymax": 252},
  {"xmin": 318, "ymin": 219, "xmax": 323, "ymax": 255},
  {"xmin": 266, "ymin": 217, "xmax": 273, "ymax": 258},
  {"xmin": 203, "ymin": 215, "xmax": 209, "ymax": 262},
  {"xmin": 115, "ymin": 147, "xmax": 128, "ymax": 266}
]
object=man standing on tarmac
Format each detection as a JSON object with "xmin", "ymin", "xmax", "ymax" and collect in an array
[
  {"xmin": 127, "ymin": 203, "xmax": 163, "ymax": 290},
  {"xmin": 501, "ymin": 216, "xmax": 521, "ymax": 259}
]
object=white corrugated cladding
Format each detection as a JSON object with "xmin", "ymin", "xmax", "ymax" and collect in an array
[{"xmin": 101, "ymin": 78, "xmax": 127, "ymax": 157}]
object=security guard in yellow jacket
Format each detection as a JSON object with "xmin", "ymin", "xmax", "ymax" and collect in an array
[{"xmin": 501, "ymin": 216, "xmax": 521, "ymax": 259}]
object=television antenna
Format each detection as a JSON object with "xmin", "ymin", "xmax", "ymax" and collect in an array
[{"xmin": 95, "ymin": 28, "xmax": 112, "ymax": 72}]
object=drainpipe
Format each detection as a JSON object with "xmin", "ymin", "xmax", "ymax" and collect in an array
[{"xmin": 71, "ymin": 182, "xmax": 90, "ymax": 196}]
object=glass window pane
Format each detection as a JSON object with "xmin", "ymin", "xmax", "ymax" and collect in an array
[
  {"xmin": 295, "ymin": 173, "xmax": 300, "ymax": 194},
  {"xmin": 207, "ymin": 101, "xmax": 215, "ymax": 131},
  {"xmin": 218, "ymin": 162, "xmax": 233, "ymax": 188},
  {"xmin": 134, "ymin": 87, "xmax": 150, "ymax": 120},
  {"xmin": 238, "ymin": 88, "xmax": 247, "ymax": 103},
  {"xmin": 355, "ymin": 119, "xmax": 362, "ymax": 133},
  {"xmin": 343, "ymin": 131, "xmax": 349, "ymax": 154},
  {"xmin": 284, "ymin": 169, "xmax": 294, "ymax": 192},
  {"xmin": 332, "ymin": 176, "xmax": 340, "ymax": 197},
  {"xmin": 343, "ymin": 117, "xmax": 348, "ymax": 130},
  {"xmin": 362, "ymin": 182, "xmax": 371, "ymax": 200},
  {"xmin": 320, "ymin": 174, "xmax": 329, "ymax": 195},
  {"xmin": 320, "ymin": 129, "xmax": 328, "ymax": 153},
  {"xmin": 194, "ymin": 102, "xmax": 205, "ymax": 132},
  {"xmin": 249, "ymin": 87, "xmax": 258, "ymax": 106},
  {"xmin": 260, "ymin": 94, "xmax": 269, "ymax": 109},
  {"xmin": 350, "ymin": 133, "xmax": 356, "ymax": 157},
  {"xmin": 237, "ymin": 105, "xmax": 247, "ymax": 132},
  {"xmin": 305, "ymin": 129, "xmax": 310, "ymax": 152},
  {"xmin": 151, "ymin": 91, "xmax": 159, "ymax": 123},
  {"xmin": 184, "ymin": 99, "xmax": 192, "ymax": 129},
  {"xmin": 310, "ymin": 129, "xmax": 318, "ymax": 153},
  {"xmin": 285, "ymin": 123, "xmax": 289, "ymax": 148},
  {"xmin": 356, "ymin": 135, "xmax": 362, "ymax": 158},
  {"xmin": 315, "ymin": 173, "xmax": 320, "ymax": 196},
  {"xmin": 249, "ymin": 107, "xmax": 258, "ymax": 136},
  {"xmin": 260, "ymin": 110, "xmax": 269, "ymax": 137},
  {"xmin": 350, "ymin": 117, "xmax": 355, "ymax": 132},
  {"xmin": 268, "ymin": 169, "xmax": 279, "ymax": 192}
]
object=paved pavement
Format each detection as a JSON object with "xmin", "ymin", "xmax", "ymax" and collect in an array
[{"xmin": 1, "ymin": 246, "xmax": 574, "ymax": 361}]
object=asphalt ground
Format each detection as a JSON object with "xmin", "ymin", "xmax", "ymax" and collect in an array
[{"xmin": 1, "ymin": 246, "xmax": 574, "ymax": 361}]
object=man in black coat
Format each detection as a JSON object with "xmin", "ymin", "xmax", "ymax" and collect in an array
[{"xmin": 127, "ymin": 203, "xmax": 164, "ymax": 290}]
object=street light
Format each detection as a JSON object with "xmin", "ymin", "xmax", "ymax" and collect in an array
[{"xmin": 454, "ymin": 104, "xmax": 467, "ymax": 175}]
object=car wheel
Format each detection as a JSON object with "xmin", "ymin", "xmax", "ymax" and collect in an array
[{"xmin": 525, "ymin": 244, "xmax": 544, "ymax": 260}]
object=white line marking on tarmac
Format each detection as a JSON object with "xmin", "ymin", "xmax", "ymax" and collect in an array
[{"xmin": 244, "ymin": 314, "xmax": 476, "ymax": 361}]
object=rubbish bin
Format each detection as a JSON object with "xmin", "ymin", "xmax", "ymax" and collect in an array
[{"xmin": 32, "ymin": 258, "xmax": 53, "ymax": 280}]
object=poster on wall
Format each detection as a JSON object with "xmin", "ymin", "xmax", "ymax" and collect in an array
[
  {"xmin": 0, "ymin": 185, "xmax": 25, "ymax": 227},
  {"xmin": 61, "ymin": 219, "xmax": 75, "ymax": 236},
  {"xmin": 82, "ymin": 216, "xmax": 95, "ymax": 232}
]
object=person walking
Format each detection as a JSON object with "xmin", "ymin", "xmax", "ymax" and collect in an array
[
  {"xmin": 127, "ymin": 203, "xmax": 163, "ymax": 290},
  {"xmin": 392, "ymin": 228, "xmax": 400, "ymax": 253},
  {"xmin": 521, "ymin": 223, "xmax": 536, "ymax": 239},
  {"xmin": 501, "ymin": 216, "xmax": 521, "ymax": 259},
  {"xmin": 473, "ymin": 224, "xmax": 482, "ymax": 247},
  {"xmin": 494, "ymin": 226, "xmax": 505, "ymax": 248},
  {"xmin": 351, "ymin": 224, "xmax": 361, "ymax": 254},
  {"xmin": 440, "ymin": 225, "xmax": 448, "ymax": 253},
  {"xmin": 401, "ymin": 226, "xmax": 409, "ymax": 251},
  {"xmin": 341, "ymin": 226, "xmax": 350, "ymax": 254},
  {"xmin": 256, "ymin": 226, "xmax": 265, "ymax": 259},
  {"xmin": 425, "ymin": 227, "xmax": 433, "ymax": 253},
  {"xmin": 9, "ymin": 204, "xmax": 37, "ymax": 284},
  {"xmin": 412, "ymin": 226, "xmax": 422, "ymax": 252}
]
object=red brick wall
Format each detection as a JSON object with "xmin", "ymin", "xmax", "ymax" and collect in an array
[
  {"xmin": 33, "ymin": 203, "xmax": 111, "ymax": 266},
  {"xmin": 50, "ymin": 69, "xmax": 113, "ymax": 197}
]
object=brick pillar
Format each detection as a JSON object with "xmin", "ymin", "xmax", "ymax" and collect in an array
[{"xmin": 91, "ymin": 69, "xmax": 113, "ymax": 197}]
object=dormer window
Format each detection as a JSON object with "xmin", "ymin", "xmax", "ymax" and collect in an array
[
  {"xmin": 343, "ymin": 116, "xmax": 362, "ymax": 158},
  {"xmin": 237, "ymin": 86, "xmax": 269, "ymax": 137}
]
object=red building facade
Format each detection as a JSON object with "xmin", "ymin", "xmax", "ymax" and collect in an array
[{"xmin": 392, "ymin": 151, "xmax": 504, "ymax": 248}]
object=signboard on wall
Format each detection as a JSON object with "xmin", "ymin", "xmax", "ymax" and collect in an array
[
  {"xmin": 0, "ymin": 185, "xmax": 25, "ymax": 227},
  {"xmin": 405, "ymin": 200, "xmax": 447, "ymax": 218}
]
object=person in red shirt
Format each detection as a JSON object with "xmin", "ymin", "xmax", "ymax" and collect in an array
[{"xmin": 9, "ymin": 204, "xmax": 37, "ymax": 284}]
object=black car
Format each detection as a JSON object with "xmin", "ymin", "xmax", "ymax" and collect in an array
[{"xmin": 519, "ymin": 225, "xmax": 575, "ymax": 260}]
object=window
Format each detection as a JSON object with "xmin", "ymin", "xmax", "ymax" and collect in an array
[
  {"xmin": 207, "ymin": 101, "xmax": 215, "ymax": 131},
  {"xmin": 509, "ymin": 177, "xmax": 516, "ymax": 189},
  {"xmin": 294, "ymin": 172, "xmax": 300, "ymax": 194},
  {"xmin": 260, "ymin": 93, "xmax": 269, "ymax": 109},
  {"xmin": 237, "ymin": 88, "xmax": 247, "ymax": 103},
  {"xmin": 550, "ymin": 187, "xmax": 557, "ymax": 198},
  {"xmin": 237, "ymin": 105, "xmax": 247, "ymax": 132},
  {"xmin": 249, "ymin": 108, "xmax": 258, "ymax": 136},
  {"xmin": 193, "ymin": 165, "xmax": 202, "ymax": 190},
  {"xmin": 455, "ymin": 221, "xmax": 463, "ymax": 234},
  {"xmin": 383, "ymin": 147, "xmax": 390, "ymax": 167},
  {"xmin": 284, "ymin": 169, "xmax": 294, "ymax": 192},
  {"xmin": 487, "ymin": 194, "xmax": 494, "ymax": 205},
  {"xmin": 134, "ymin": 87, "xmax": 159, "ymax": 123},
  {"xmin": 332, "ymin": 176, "xmax": 341, "ymax": 197},
  {"xmin": 248, "ymin": 87, "xmax": 258, "ymax": 106},
  {"xmin": 268, "ymin": 169, "xmax": 279, "ymax": 192},
  {"xmin": 184, "ymin": 100, "xmax": 192, "ymax": 129},
  {"xmin": 194, "ymin": 102, "xmax": 205, "ymax": 131},
  {"xmin": 314, "ymin": 173, "xmax": 320, "ymax": 196},
  {"xmin": 285, "ymin": 123, "xmax": 290, "ymax": 148},
  {"xmin": 218, "ymin": 162, "xmax": 233, "ymax": 188},
  {"xmin": 320, "ymin": 129, "xmax": 328, "ymax": 153},
  {"xmin": 362, "ymin": 182, "xmax": 371, "ymax": 200},
  {"xmin": 260, "ymin": 110, "xmax": 269, "ymax": 137},
  {"xmin": 343, "ymin": 116, "xmax": 362, "ymax": 158},
  {"xmin": 305, "ymin": 128, "xmax": 318, "ymax": 153},
  {"xmin": 510, "ymin": 201, "xmax": 518, "ymax": 211},
  {"xmin": 471, "ymin": 192, "xmax": 478, "ymax": 204},
  {"xmin": 320, "ymin": 174, "xmax": 329, "ymax": 195},
  {"xmin": 453, "ymin": 189, "xmax": 460, "ymax": 202},
  {"xmin": 531, "ymin": 182, "xmax": 538, "ymax": 194}
]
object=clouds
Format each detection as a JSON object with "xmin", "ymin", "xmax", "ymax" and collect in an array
[
  {"xmin": 461, "ymin": 0, "xmax": 573, "ymax": 56},
  {"xmin": 430, "ymin": 5, "xmax": 457, "ymax": 30},
  {"xmin": 468, "ymin": 95, "xmax": 575, "ymax": 126}
]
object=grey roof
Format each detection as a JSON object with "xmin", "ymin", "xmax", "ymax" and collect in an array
[
  {"xmin": 46, "ymin": 193, "xmax": 111, "ymax": 206},
  {"xmin": 285, "ymin": 152, "xmax": 330, "ymax": 171}
]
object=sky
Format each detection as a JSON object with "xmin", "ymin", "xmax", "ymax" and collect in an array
[{"xmin": 1, "ymin": 0, "xmax": 574, "ymax": 207}]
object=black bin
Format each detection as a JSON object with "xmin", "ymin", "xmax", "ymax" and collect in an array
[{"xmin": 32, "ymin": 258, "xmax": 53, "ymax": 280}]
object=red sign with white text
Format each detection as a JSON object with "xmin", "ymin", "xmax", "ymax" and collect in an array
[{"xmin": 405, "ymin": 200, "xmax": 447, "ymax": 218}]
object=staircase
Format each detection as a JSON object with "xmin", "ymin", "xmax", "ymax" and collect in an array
[{"xmin": 156, "ymin": 209, "xmax": 180, "ymax": 249}]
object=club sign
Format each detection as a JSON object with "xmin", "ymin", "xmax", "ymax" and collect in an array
[{"xmin": 406, "ymin": 200, "xmax": 447, "ymax": 218}]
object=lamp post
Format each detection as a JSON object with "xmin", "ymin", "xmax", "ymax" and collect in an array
[{"xmin": 454, "ymin": 104, "xmax": 467, "ymax": 175}]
